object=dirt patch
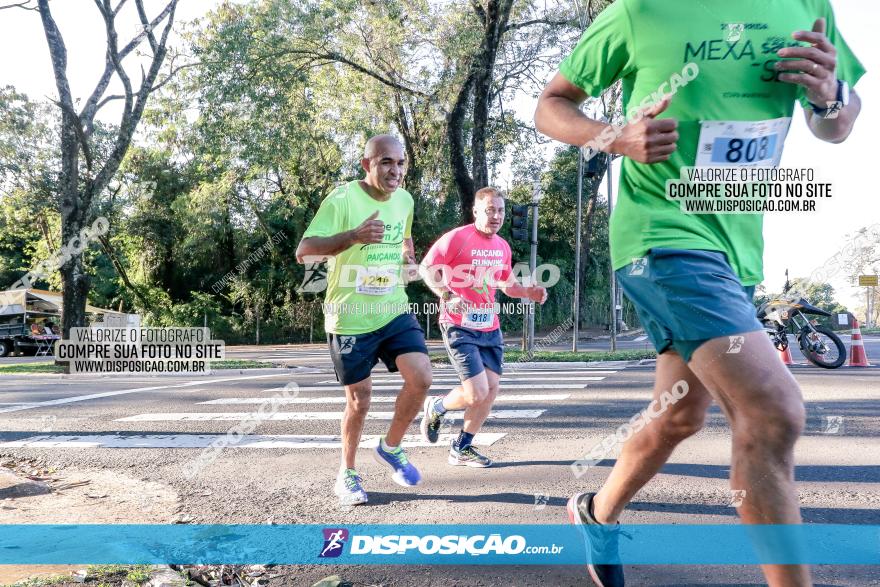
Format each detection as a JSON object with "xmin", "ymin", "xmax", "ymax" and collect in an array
[
  {"xmin": 0, "ymin": 466, "xmax": 181, "ymax": 524},
  {"xmin": 0, "ymin": 565, "xmax": 86, "ymax": 586}
]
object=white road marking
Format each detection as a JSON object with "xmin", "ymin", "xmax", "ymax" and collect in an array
[
  {"xmin": 199, "ymin": 393, "xmax": 570, "ymax": 405},
  {"xmin": 0, "ymin": 373, "xmax": 290, "ymax": 414},
  {"xmin": 115, "ymin": 409, "xmax": 544, "ymax": 422},
  {"xmin": 0, "ymin": 432, "xmax": 506, "ymax": 449},
  {"xmin": 352, "ymin": 376, "xmax": 608, "ymax": 384},
  {"xmin": 267, "ymin": 384, "xmax": 590, "ymax": 392},
  {"xmin": 633, "ymin": 336, "xmax": 648, "ymax": 342}
]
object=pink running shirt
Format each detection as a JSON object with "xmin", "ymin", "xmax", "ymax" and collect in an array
[{"xmin": 422, "ymin": 224, "xmax": 513, "ymax": 332}]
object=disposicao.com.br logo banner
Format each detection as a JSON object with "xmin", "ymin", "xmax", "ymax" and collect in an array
[{"xmin": 1, "ymin": 525, "xmax": 878, "ymax": 565}]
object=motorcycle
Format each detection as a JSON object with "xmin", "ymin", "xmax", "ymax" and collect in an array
[{"xmin": 756, "ymin": 270, "xmax": 847, "ymax": 369}]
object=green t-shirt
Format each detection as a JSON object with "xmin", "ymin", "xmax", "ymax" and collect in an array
[
  {"xmin": 302, "ymin": 180, "xmax": 414, "ymax": 334},
  {"xmin": 559, "ymin": 0, "xmax": 865, "ymax": 285}
]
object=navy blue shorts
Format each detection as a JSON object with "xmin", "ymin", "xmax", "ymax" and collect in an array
[
  {"xmin": 615, "ymin": 248, "xmax": 763, "ymax": 363},
  {"xmin": 327, "ymin": 313, "xmax": 428, "ymax": 386},
  {"xmin": 441, "ymin": 323, "xmax": 504, "ymax": 381}
]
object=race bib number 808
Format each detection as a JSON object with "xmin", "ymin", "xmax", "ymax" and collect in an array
[{"xmin": 696, "ymin": 117, "xmax": 791, "ymax": 167}]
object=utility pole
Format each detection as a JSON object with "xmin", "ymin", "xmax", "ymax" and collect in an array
[
  {"xmin": 573, "ymin": 152, "xmax": 584, "ymax": 352},
  {"xmin": 607, "ymin": 155, "xmax": 617, "ymax": 352},
  {"xmin": 527, "ymin": 182, "xmax": 541, "ymax": 353}
]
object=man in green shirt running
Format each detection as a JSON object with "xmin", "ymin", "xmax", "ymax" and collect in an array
[
  {"xmin": 535, "ymin": 1, "xmax": 863, "ymax": 585},
  {"xmin": 296, "ymin": 135, "xmax": 432, "ymax": 506}
]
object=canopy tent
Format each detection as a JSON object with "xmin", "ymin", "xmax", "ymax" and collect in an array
[{"xmin": 0, "ymin": 288, "xmax": 130, "ymax": 320}]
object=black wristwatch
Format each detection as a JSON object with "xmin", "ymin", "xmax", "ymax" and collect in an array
[{"xmin": 808, "ymin": 79, "xmax": 849, "ymax": 119}]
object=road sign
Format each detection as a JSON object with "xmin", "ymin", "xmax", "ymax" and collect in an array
[{"xmin": 858, "ymin": 275, "xmax": 878, "ymax": 286}]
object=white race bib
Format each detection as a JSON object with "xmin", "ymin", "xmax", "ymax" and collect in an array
[
  {"xmin": 461, "ymin": 309, "xmax": 495, "ymax": 329},
  {"xmin": 695, "ymin": 117, "xmax": 791, "ymax": 167},
  {"xmin": 355, "ymin": 266, "xmax": 397, "ymax": 296}
]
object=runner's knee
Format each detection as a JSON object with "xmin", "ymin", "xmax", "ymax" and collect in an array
[
  {"xmin": 462, "ymin": 381, "xmax": 489, "ymax": 406},
  {"xmin": 403, "ymin": 369, "xmax": 432, "ymax": 392},
  {"xmin": 733, "ymin": 381, "xmax": 805, "ymax": 450},
  {"xmin": 346, "ymin": 382, "xmax": 372, "ymax": 415},
  {"xmin": 657, "ymin": 393, "xmax": 710, "ymax": 442}
]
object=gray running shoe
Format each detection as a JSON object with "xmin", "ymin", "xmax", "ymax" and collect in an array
[
  {"xmin": 419, "ymin": 396, "xmax": 445, "ymax": 444},
  {"xmin": 448, "ymin": 443, "xmax": 493, "ymax": 468}
]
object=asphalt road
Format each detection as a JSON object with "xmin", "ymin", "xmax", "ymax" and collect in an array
[
  {"xmin": 216, "ymin": 332, "xmax": 880, "ymax": 367},
  {"xmin": 0, "ymin": 355, "xmax": 878, "ymax": 585}
]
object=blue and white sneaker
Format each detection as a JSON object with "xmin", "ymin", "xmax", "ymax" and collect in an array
[
  {"xmin": 373, "ymin": 440, "xmax": 422, "ymax": 487},
  {"xmin": 567, "ymin": 492, "xmax": 626, "ymax": 587},
  {"xmin": 334, "ymin": 468, "xmax": 368, "ymax": 506}
]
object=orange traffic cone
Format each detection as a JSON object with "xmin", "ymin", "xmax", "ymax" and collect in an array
[
  {"xmin": 848, "ymin": 319, "xmax": 871, "ymax": 367},
  {"xmin": 779, "ymin": 344, "xmax": 794, "ymax": 365}
]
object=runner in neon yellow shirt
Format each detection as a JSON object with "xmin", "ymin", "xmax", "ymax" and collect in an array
[
  {"xmin": 296, "ymin": 135, "xmax": 431, "ymax": 506},
  {"xmin": 535, "ymin": 1, "xmax": 863, "ymax": 585}
]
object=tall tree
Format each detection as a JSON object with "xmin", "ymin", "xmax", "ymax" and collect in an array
[{"xmin": 26, "ymin": 0, "xmax": 180, "ymax": 336}]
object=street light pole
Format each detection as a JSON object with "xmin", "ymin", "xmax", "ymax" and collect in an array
[
  {"xmin": 573, "ymin": 150, "xmax": 583, "ymax": 352},
  {"xmin": 527, "ymin": 182, "xmax": 540, "ymax": 353},
  {"xmin": 607, "ymin": 154, "xmax": 617, "ymax": 352}
]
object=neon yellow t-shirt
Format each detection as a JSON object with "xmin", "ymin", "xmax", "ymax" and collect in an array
[
  {"xmin": 559, "ymin": 0, "xmax": 865, "ymax": 285},
  {"xmin": 303, "ymin": 181, "xmax": 414, "ymax": 334}
]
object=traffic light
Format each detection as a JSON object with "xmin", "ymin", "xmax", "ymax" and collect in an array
[
  {"xmin": 511, "ymin": 204, "xmax": 529, "ymax": 242},
  {"xmin": 585, "ymin": 152, "xmax": 604, "ymax": 178}
]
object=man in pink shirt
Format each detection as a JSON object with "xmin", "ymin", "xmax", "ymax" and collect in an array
[{"xmin": 419, "ymin": 187, "xmax": 548, "ymax": 467}]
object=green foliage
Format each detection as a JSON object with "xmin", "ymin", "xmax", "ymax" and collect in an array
[{"xmin": 0, "ymin": 2, "xmax": 619, "ymax": 343}]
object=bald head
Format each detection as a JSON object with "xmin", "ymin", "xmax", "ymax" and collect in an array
[
  {"xmin": 361, "ymin": 134, "xmax": 406, "ymax": 198},
  {"xmin": 364, "ymin": 134, "xmax": 404, "ymax": 159}
]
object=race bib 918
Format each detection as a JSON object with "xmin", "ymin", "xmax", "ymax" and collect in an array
[
  {"xmin": 461, "ymin": 309, "xmax": 494, "ymax": 329},
  {"xmin": 696, "ymin": 117, "xmax": 791, "ymax": 167}
]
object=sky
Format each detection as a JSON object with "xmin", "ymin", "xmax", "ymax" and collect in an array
[{"xmin": 0, "ymin": 0, "xmax": 876, "ymax": 312}]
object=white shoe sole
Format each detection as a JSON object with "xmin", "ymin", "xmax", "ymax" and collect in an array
[
  {"xmin": 419, "ymin": 396, "xmax": 438, "ymax": 444},
  {"xmin": 447, "ymin": 454, "xmax": 492, "ymax": 468},
  {"xmin": 334, "ymin": 482, "xmax": 368, "ymax": 506}
]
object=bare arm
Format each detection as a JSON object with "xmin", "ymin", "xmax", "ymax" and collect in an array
[
  {"xmin": 295, "ymin": 233, "xmax": 354, "ymax": 263},
  {"xmin": 776, "ymin": 18, "xmax": 862, "ymax": 144},
  {"xmin": 534, "ymin": 72, "xmax": 608, "ymax": 147},
  {"xmin": 501, "ymin": 281, "xmax": 548, "ymax": 304},
  {"xmin": 535, "ymin": 73, "xmax": 679, "ymax": 163},
  {"xmin": 418, "ymin": 263, "xmax": 451, "ymax": 299},
  {"xmin": 403, "ymin": 237, "xmax": 416, "ymax": 265},
  {"xmin": 295, "ymin": 210, "xmax": 384, "ymax": 264}
]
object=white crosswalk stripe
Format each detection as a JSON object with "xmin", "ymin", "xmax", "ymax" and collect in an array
[
  {"xmin": 0, "ymin": 432, "xmax": 506, "ymax": 449},
  {"xmin": 269, "ymin": 383, "xmax": 592, "ymax": 392},
  {"xmin": 341, "ymin": 376, "xmax": 608, "ymax": 384},
  {"xmin": 198, "ymin": 393, "xmax": 570, "ymax": 405},
  {"xmin": 4, "ymin": 365, "xmax": 622, "ymax": 452},
  {"xmin": 115, "ymin": 409, "xmax": 545, "ymax": 422}
]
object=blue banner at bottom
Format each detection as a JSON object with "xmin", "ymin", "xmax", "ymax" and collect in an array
[{"xmin": 1, "ymin": 524, "xmax": 878, "ymax": 565}]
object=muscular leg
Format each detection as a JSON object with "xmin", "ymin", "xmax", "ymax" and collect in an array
[
  {"xmin": 461, "ymin": 368, "xmax": 500, "ymax": 434},
  {"xmin": 591, "ymin": 351, "xmax": 712, "ymax": 524},
  {"xmin": 688, "ymin": 331, "xmax": 809, "ymax": 587},
  {"xmin": 435, "ymin": 367, "xmax": 500, "ymax": 433},
  {"xmin": 386, "ymin": 352, "xmax": 432, "ymax": 446},
  {"xmin": 341, "ymin": 378, "xmax": 371, "ymax": 470}
]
